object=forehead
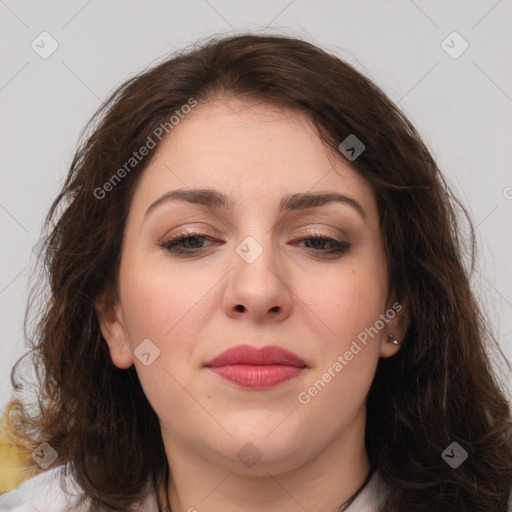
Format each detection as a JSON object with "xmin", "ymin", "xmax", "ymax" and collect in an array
[
  {"xmin": 153, "ymin": 98, "xmax": 333, "ymax": 177},
  {"xmin": 130, "ymin": 98, "xmax": 378, "ymax": 223}
]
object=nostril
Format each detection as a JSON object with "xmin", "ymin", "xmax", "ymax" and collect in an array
[{"xmin": 235, "ymin": 305, "xmax": 245, "ymax": 312}]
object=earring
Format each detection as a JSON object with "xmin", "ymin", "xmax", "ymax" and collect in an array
[{"xmin": 387, "ymin": 333, "xmax": 400, "ymax": 345}]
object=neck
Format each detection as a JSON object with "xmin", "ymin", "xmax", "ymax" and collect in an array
[{"xmin": 163, "ymin": 407, "xmax": 371, "ymax": 512}]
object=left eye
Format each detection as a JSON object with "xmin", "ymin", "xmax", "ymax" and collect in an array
[
  {"xmin": 291, "ymin": 232, "xmax": 352, "ymax": 257},
  {"xmin": 297, "ymin": 236, "xmax": 340, "ymax": 251}
]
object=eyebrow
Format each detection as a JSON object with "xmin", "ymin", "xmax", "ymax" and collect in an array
[{"xmin": 144, "ymin": 188, "xmax": 366, "ymax": 220}]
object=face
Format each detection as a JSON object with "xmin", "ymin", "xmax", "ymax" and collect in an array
[{"xmin": 97, "ymin": 97, "xmax": 405, "ymax": 477}]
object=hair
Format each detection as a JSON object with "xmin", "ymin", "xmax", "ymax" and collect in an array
[{"xmin": 4, "ymin": 33, "xmax": 512, "ymax": 512}]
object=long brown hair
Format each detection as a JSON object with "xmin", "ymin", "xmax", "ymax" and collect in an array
[{"xmin": 5, "ymin": 33, "xmax": 512, "ymax": 511}]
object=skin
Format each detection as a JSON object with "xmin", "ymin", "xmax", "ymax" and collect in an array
[{"xmin": 96, "ymin": 97, "xmax": 407, "ymax": 512}]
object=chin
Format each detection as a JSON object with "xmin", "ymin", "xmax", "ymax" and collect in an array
[{"xmin": 211, "ymin": 429, "xmax": 313, "ymax": 476}]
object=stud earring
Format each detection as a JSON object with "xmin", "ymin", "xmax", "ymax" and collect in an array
[{"xmin": 387, "ymin": 333, "xmax": 400, "ymax": 345}]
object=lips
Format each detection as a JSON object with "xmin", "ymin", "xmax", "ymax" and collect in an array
[
  {"xmin": 204, "ymin": 344, "xmax": 306, "ymax": 388},
  {"xmin": 205, "ymin": 344, "xmax": 306, "ymax": 368}
]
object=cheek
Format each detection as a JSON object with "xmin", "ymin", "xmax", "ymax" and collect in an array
[
  {"xmin": 119, "ymin": 256, "xmax": 210, "ymax": 342},
  {"xmin": 298, "ymin": 351, "xmax": 378, "ymax": 436},
  {"xmin": 296, "ymin": 269, "xmax": 383, "ymax": 418},
  {"xmin": 301, "ymin": 261, "xmax": 387, "ymax": 341},
  {"xmin": 296, "ymin": 259, "xmax": 386, "ymax": 402},
  {"xmin": 118, "ymin": 260, "xmax": 203, "ymax": 414}
]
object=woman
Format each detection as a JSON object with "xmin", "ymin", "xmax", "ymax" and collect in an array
[{"xmin": 1, "ymin": 33, "xmax": 511, "ymax": 512}]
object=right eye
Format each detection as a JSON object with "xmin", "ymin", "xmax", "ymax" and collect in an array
[{"xmin": 160, "ymin": 231, "xmax": 224, "ymax": 257}]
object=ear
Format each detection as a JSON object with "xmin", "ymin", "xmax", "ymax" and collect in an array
[
  {"xmin": 94, "ymin": 291, "xmax": 134, "ymax": 369},
  {"xmin": 379, "ymin": 299, "xmax": 409, "ymax": 358}
]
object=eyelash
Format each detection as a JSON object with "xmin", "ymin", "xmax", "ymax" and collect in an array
[{"xmin": 160, "ymin": 230, "xmax": 351, "ymax": 258}]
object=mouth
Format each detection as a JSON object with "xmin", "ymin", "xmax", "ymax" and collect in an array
[{"xmin": 204, "ymin": 344, "xmax": 307, "ymax": 389}]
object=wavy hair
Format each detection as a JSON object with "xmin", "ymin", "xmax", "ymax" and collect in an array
[{"xmin": 4, "ymin": 33, "xmax": 512, "ymax": 511}]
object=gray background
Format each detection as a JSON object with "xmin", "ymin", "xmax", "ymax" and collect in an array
[{"xmin": 1, "ymin": 0, "xmax": 511, "ymax": 414}]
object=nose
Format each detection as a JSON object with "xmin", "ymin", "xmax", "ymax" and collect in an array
[{"xmin": 223, "ymin": 236, "xmax": 293, "ymax": 324}]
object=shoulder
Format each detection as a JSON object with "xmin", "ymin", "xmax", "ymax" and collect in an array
[
  {"xmin": 0, "ymin": 465, "xmax": 159, "ymax": 511},
  {"xmin": 0, "ymin": 465, "xmax": 86, "ymax": 511}
]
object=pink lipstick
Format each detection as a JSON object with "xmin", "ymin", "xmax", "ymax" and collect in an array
[{"xmin": 204, "ymin": 344, "xmax": 306, "ymax": 389}]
